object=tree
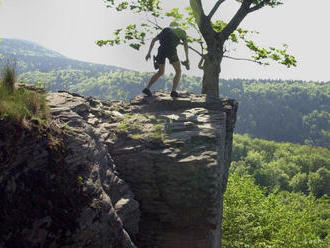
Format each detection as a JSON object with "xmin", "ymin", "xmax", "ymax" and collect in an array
[
  {"xmin": 303, "ymin": 110, "xmax": 330, "ymax": 148},
  {"xmin": 290, "ymin": 172, "xmax": 309, "ymax": 194},
  {"xmin": 97, "ymin": 0, "xmax": 296, "ymax": 97},
  {"xmin": 308, "ymin": 167, "xmax": 330, "ymax": 198}
]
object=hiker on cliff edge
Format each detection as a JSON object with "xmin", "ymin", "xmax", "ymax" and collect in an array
[{"xmin": 142, "ymin": 23, "xmax": 190, "ymax": 98}]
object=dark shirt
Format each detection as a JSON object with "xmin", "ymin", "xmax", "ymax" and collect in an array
[{"xmin": 157, "ymin": 27, "xmax": 187, "ymax": 50}]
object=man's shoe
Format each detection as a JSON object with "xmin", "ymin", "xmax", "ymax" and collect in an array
[
  {"xmin": 170, "ymin": 90, "xmax": 179, "ymax": 98},
  {"xmin": 143, "ymin": 88, "xmax": 152, "ymax": 97}
]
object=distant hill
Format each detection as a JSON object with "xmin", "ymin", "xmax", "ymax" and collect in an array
[
  {"xmin": 0, "ymin": 38, "xmax": 126, "ymax": 74},
  {"xmin": 0, "ymin": 38, "xmax": 63, "ymax": 58}
]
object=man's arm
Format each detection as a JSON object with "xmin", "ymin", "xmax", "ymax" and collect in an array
[
  {"xmin": 183, "ymin": 41, "xmax": 189, "ymax": 63},
  {"xmin": 145, "ymin": 36, "xmax": 159, "ymax": 61}
]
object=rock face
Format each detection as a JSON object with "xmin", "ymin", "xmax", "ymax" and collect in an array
[
  {"xmin": 0, "ymin": 91, "xmax": 139, "ymax": 248},
  {"xmin": 0, "ymin": 90, "xmax": 237, "ymax": 248}
]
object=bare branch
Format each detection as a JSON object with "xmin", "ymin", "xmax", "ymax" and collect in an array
[
  {"xmin": 219, "ymin": 0, "xmax": 254, "ymax": 41},
  {"xmin": 179, "ymin": 41, "xmax": 203, "ymax": 56},
  {"xmin": 223, "ymin": 55, "xmax": 263, "ymax": 64},
  {"xmin": 248, "ymin": 0, "xmax": 271, "ymax": 13},
  {"xmin": 189, "ymin": 45, "xmax": 203, "ymax": 56},
  {"xmin": 208, "ymin": 0, "xmax": 226, "ymax": 20},
  {"xmin": 147, "ymin": 19, "xmax": 162, "ymax": 30}
]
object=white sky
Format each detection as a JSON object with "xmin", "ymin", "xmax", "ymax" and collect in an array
[{"xmin": 0, "ymin": 0, "xmax": 329, "ymax": 82}]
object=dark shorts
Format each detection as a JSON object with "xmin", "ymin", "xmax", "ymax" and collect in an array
[{"xmin": 155, "ymin": 46, "xmax": 179, "ymax": 64}]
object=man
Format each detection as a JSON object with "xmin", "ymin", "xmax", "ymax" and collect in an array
[{"xmin": 143, "ymin": 25, "xmax": 190, "ymax": 97}]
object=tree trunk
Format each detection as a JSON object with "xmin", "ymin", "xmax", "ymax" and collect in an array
[{"xmin": 202, "ymin": 52, "xmax": 222, "ymax": 98}]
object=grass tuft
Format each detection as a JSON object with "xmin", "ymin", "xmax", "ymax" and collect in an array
[
  {"xmin": 0, "ymin": 63, "xmax": 49, "ymax": 123},
  {"xmin": 1, "ymin": 62, "xmax": 16, "ymax": 93}
]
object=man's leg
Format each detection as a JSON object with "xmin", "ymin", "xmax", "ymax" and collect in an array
[
  {"xmin": 146, "ymin": 64, "xmax": 165, "ymax": 89},
  {"xmin": 171, "ymin": 61, "xmax": 181, "ymax": 92}
]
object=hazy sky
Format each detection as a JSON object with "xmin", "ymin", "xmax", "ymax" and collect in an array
[{"xmin": 0, "ymin": 0, "xmax": 329, "ymax": 81}]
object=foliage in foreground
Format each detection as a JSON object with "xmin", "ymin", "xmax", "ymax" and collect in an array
[
  {"xmin": 0, "ymin": 68, "xmax": 49, "ymax": 123},
  {"xmin": 222, "ymin": 173, "xmax": 330, "ymax": 248}
]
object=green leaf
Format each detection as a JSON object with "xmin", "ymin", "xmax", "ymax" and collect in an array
[
  {"xmin": 116, "ymin": 1, "xmax": 128, "ymax": 11},
  {"xmin": 129, "ymin": 43, "xmax": 141, "ymax": 50}
]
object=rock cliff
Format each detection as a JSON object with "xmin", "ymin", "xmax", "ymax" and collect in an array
[{"xmin": 0, "ymin": 90, "xmax": 237, "ymax": 248}]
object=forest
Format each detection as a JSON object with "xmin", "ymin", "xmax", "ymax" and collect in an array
[{"xmin": 221, "ymin": 79, "xmax": 329, "ymax": 148}]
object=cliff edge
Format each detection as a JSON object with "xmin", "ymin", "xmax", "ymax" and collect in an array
[{"xmin": 0, "ymin": 90, "xmax": 237, "ymax": 248}]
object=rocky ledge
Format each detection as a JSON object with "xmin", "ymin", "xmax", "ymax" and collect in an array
[{"xmin": 0, "ymin": 90, "xmax": 237, "ymax": 248}]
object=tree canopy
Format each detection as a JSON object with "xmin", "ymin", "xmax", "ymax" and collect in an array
[{"xmin": 231, "ymin": 134, "xmax": 330, "ymax": 198}]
